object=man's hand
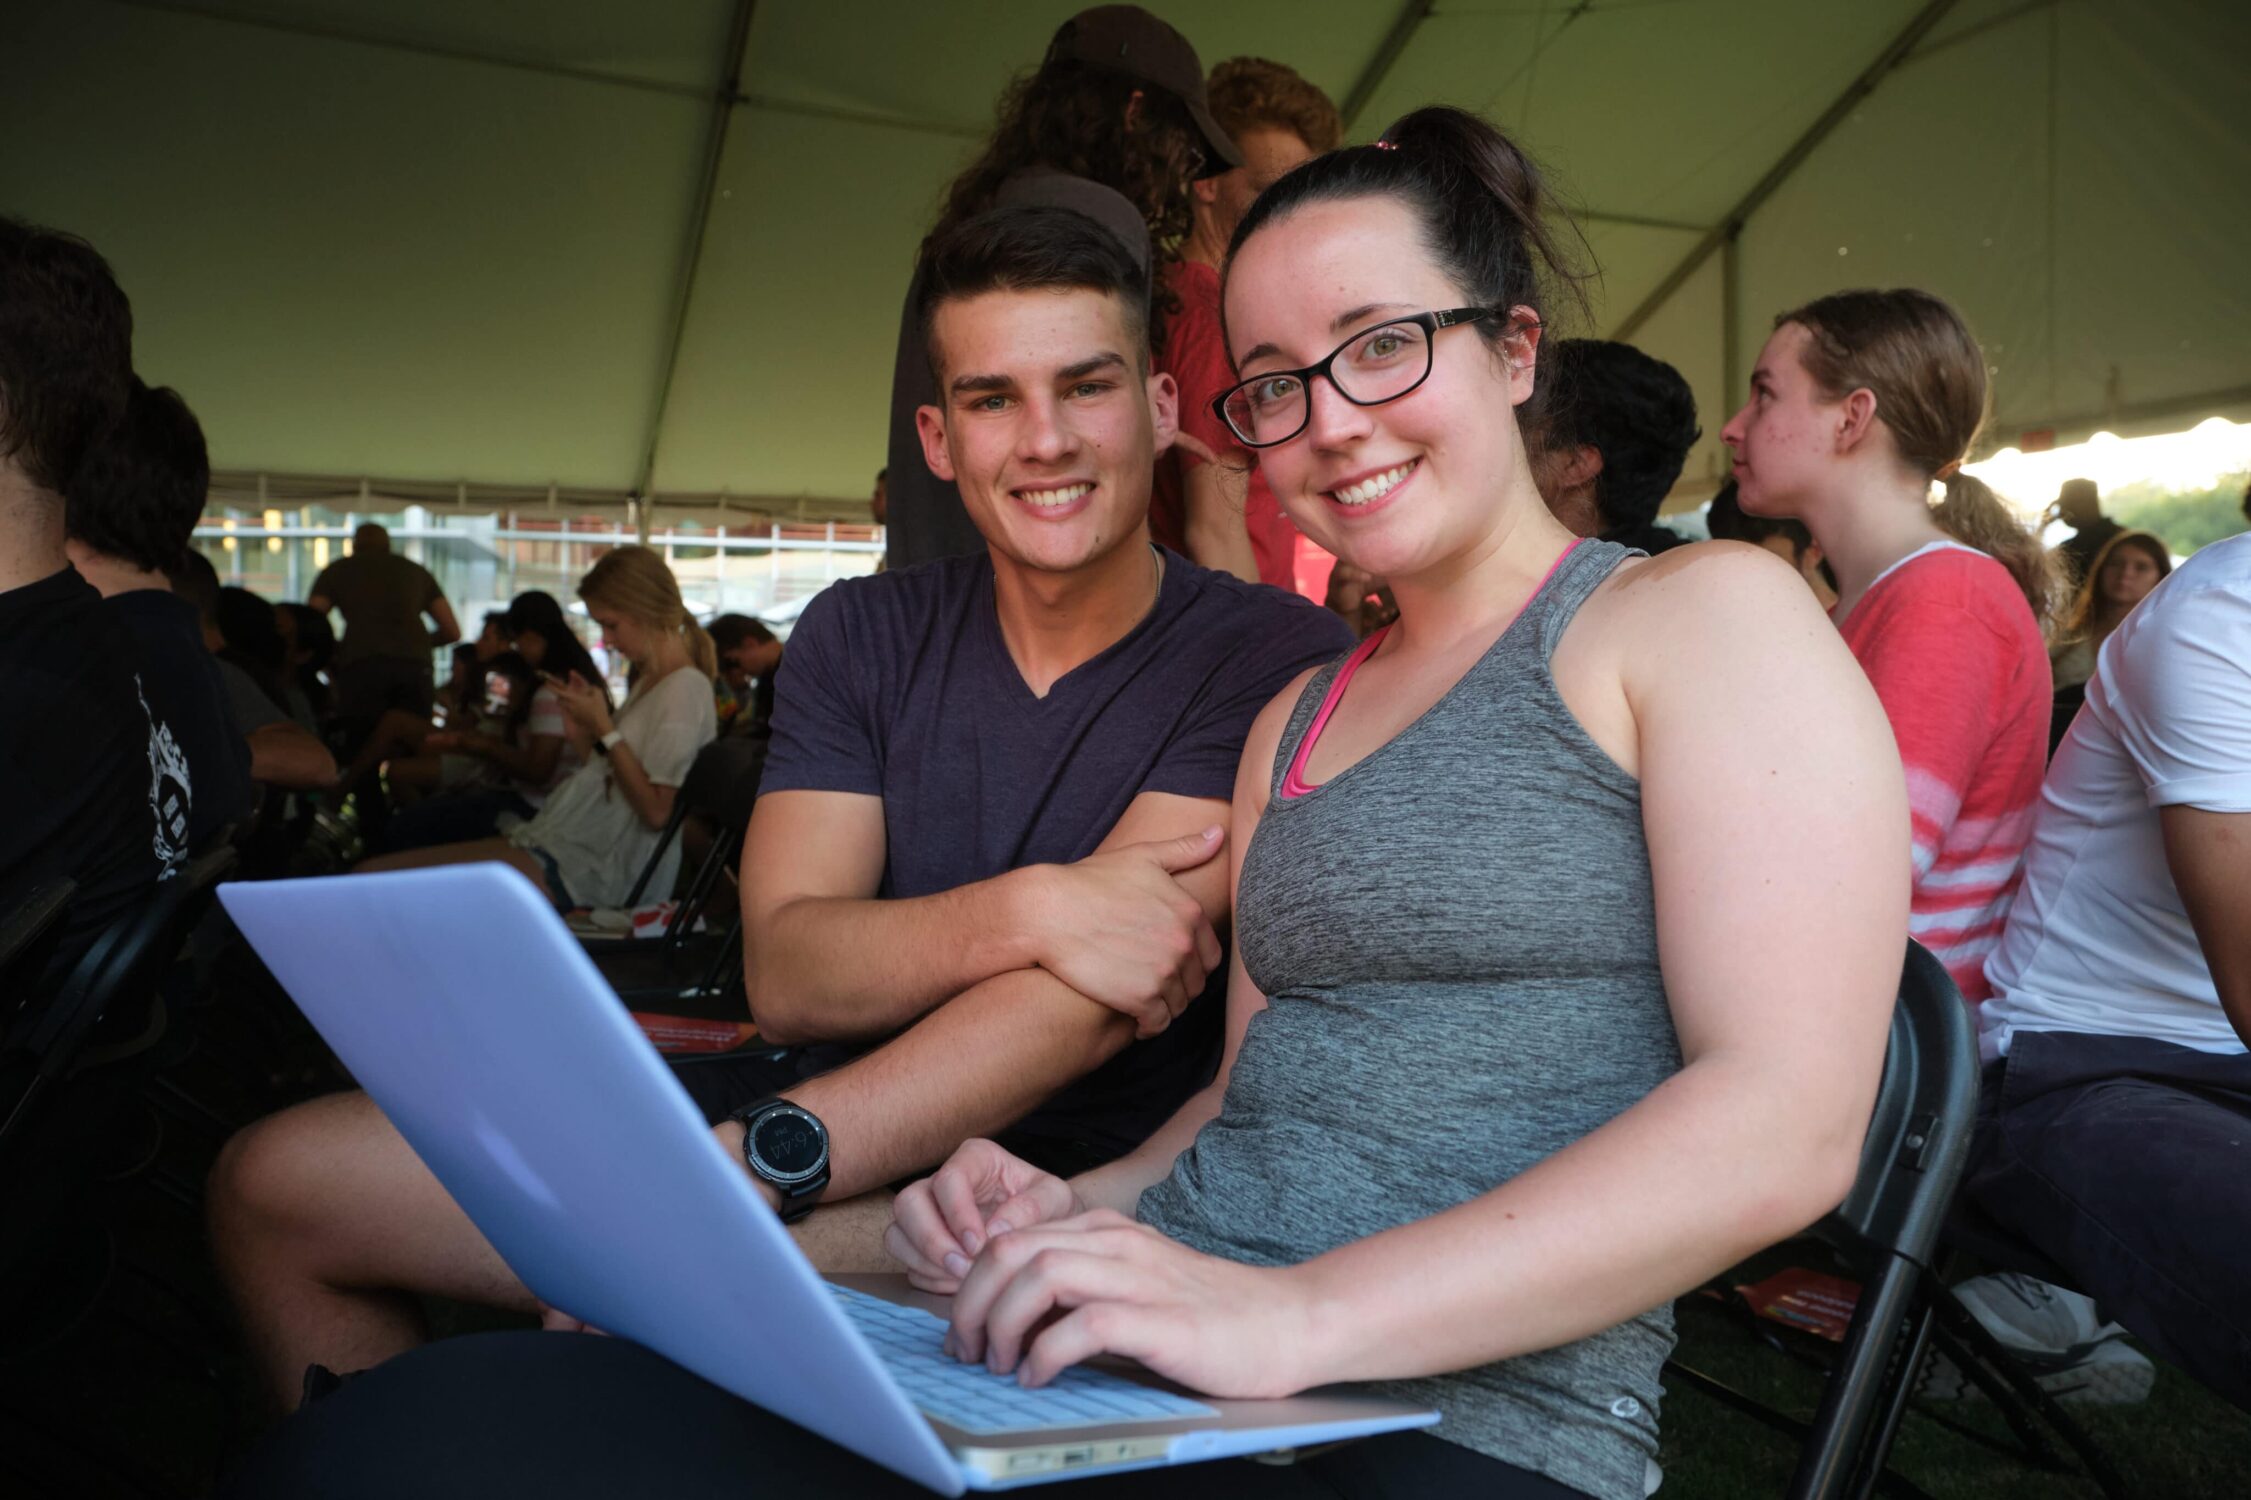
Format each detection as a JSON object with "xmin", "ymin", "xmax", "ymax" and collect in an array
[
  {"xmin": 886, "ymin": 1140, "xmax": 1082, "ymax": 1293},
  {"xmin": 1021, "ymin": 827, "xmax": 1226, "ymax": 1038}
]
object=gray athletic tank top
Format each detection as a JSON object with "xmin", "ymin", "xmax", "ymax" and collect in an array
[{"xmin": 1137, "ymin": 539, "xmax": 1682, "ymax": 1500}]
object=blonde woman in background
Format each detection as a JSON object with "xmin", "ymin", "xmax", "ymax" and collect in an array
[{"xmin": 358, "ymin": 545, "xmax": 717, "ymax": 910}]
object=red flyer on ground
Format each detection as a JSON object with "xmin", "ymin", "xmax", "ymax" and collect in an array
[{"xmin": 1732, "ymin": 1267, "xmax": 1861, "ymax": 1343}]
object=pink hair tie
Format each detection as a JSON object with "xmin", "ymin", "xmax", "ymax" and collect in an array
[{"xmin": 1373, "ymin": 139, "xmax": 1398, "ymax": 151}]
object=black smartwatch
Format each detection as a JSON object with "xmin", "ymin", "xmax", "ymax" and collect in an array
[{"xmin": 729, "ymin": 1096, "xmax": 829, "ymax": 1223}]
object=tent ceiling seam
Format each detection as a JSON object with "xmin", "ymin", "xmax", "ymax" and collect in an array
[
  {"xmin": 1342, "ymin": 0, "xmax": 1437, "ymax": 135},
  {"xmin": 1607, "ymin": 0, "xmax": 1964, "ymax": 343},
  {"xmin": 632, "ymin": 0, "xmax": 759, "ymax": 507}
]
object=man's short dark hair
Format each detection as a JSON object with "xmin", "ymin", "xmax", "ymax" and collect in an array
[
  {"xmin": 66, "ymin": 379, "xmax": 209, "ymax": 573},
  {"xmin": 1538, "ymin": 339, "xmax": 1700, "ymax": 533},
  {"xmin": 916, "ymin": 205, "xmax": 1151, "ymax": 384},
  {"xmin": 0, "ymin": 216, "xmax": 134, "ymax": 496},
  {"xmin": 707, "ymin": 613, "xmax": 777, "ymax": 655},
  {"xmin": 1705, "ymin": 478, "xmax": 1813, "ymax": 556}
]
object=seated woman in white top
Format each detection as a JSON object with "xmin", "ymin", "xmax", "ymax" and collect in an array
[{"xmin": 358, "ymin": 546, "xmax": 717, "ymax": 911}]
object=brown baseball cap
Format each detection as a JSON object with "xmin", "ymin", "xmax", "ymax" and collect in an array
[{"xmin": 1046, "ymin": 6, "xmax": 1242, "ymax": 178}]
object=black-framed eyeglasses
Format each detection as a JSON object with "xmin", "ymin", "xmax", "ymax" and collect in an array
[{"xmin": 1212, "ymin": 307, "xmax": 1535, "ymax": 449}]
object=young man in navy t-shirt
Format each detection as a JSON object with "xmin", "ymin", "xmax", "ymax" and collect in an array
[{"xmin": 209, "ymin": 202, "xmax": 1351, "ymax": 1410}]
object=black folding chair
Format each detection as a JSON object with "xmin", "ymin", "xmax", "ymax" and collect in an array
[
  {"xmin": 593, "ymin": 737, "xmax": 767, "ymax": 1016},
  {"xmin": 0, "ymin": 876, "xmax": 75, "ymax": 1026},
  {"xmin": 0, "ymin": 848, "xmax": 237, "ymax": 1166},
  {"xmin": 1665, "ymin": 940, "xmax": 1980, "ymax": 1500}
]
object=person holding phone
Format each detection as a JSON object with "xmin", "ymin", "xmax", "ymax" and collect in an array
[{"xmin": 357, "ymin": 548, "xmax": 716, "ymax": 911}]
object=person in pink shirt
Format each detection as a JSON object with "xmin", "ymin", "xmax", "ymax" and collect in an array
[
  {"xmin": 1721, "ymin": 290, "xmax": 2057, "ymax": 1004},
  {"xmin": 1151, "ymin": 57, "xmax": 1342, "ymax": 586}
]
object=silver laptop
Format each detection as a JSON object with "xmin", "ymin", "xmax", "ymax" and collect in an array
[{"xmin": 219, "ymin": 866, "xmax": 1436, "ymax": 1493}]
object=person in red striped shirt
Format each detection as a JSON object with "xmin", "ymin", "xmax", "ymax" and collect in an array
[{"xmin": 1721, "ymin": 290, "xmax": 2057, "ymax": 1004}]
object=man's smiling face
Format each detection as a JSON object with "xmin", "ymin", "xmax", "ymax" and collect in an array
[{"xmin": 916, "ymin": 286, "xmax": 1176, "ymax": 579}]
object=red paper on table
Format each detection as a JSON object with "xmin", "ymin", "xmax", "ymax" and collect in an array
[
  {"xmin": 632, "ymin": 1012, "xmax": 760, "ymax": 1055},
  {"xmin": 1731, "ymin": 1267, "xmax": 1861, "ymax": 1343}
]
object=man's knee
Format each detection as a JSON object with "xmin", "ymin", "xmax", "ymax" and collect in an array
[{"xmin": 209, "ymin": 1092, "xmax": 387, "ymax": 1257}]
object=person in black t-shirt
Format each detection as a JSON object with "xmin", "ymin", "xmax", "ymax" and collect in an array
[
  {"xmin": 0, "ymin": 216, "xmax": 158, "ymax": 986},
  {"xmin": 66, "ymin": 378, "xmax": 255, "ymax": 855},
  {"xmin": 208, "ymin": 203, "xmax": 1352, "ymax": 1412}
]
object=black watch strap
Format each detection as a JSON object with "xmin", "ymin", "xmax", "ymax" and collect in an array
[{"xmin": 729, "ymin": 1095, "xmax": 829, "ymax": 1223}]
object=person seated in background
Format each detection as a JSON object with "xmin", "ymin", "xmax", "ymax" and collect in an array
[
  {"xmin": 1721, "ymin": 293, "xmax": 2055, "ymax": 1007},
  {"xmin": 371, "ymin": 591, "xmax": 605, "ymax": 851},
  {"xmin": 273, "ymin": 601, "xmax": 334, "ymax": 724},
  {"xmin": 167, "ymin": 551, "xmax": 338, "ymax": 793},
  {"xmin": 2048, "ymin": 476, "xmax": 2121, "ymax": 588},
  {"xmin": 308, "ymin": 522, "xmax": 459, "ymax": 738},
  {"xmin": 64, "ymin": 376, "xmax": 254, "ymax": 856},
  {"xmin": 1528, "ymin": 338, "xmax": 1701, "ymax": 555},
  {"xmin": 217, "ymin": 584, "xmax": 295, "ymax": 711},
  {"xmin": 706, "ymin": 612, "xmax": 783, "ymax": 735},
  {"xmin": 207, "ymin": 203, "xmax": 1350, "ymax": 1415},
  {"xmin": 2046, "ymin": 529, "xmax": 2171, "ymax": 755},
  {"xmin": 1952, "ymin": 530, "xmax": 2251, "ymax": 1412},
  {"xmin": 352, "ymin": 545, "xmax": 716, "ymax": 913},
  {"xmin": 1152, "ymin": 54, "xmax": 1341, "ymax": 584},
  {"xmin": 0, "ymin": 214, "xmax": 163, "ymax": 982},
  {"xmin": 332, "ymin": 641, "xmax": 481, "ymax": 807},
  {"xmin": 1702, "ymin": 478, "xmax": 1835, "ymax": 610},
  {"xmin": 1324, "ymin": 557, "xmax": 1397, "ymax": 639}
]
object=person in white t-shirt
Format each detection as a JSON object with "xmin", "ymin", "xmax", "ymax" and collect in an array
[
  {"xmin": 358, "ymin": 547, "xmax": 718, "ymax": 911},
  {"xmin": 1956, "ymin": 530, "xmax": 2251, "ymax": 1412}
]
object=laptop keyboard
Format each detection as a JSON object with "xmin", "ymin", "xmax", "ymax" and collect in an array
[{"xmin": 829, "ymin": 1283, "xmax": 1219, "ymax": 1436}]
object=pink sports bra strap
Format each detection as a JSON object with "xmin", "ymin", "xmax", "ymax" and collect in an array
[
  {"xmin": 1279, "ymin": 627, "xmax": 1388, "ymax": 799},
  {"xmin": 1279, "ymin": 539, "xmax": 1583, "ymax": 800}
]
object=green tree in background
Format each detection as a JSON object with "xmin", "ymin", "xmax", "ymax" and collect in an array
[{"xmin": 2108, "ymin": 473, "xmax": 2251, "ymax": 555}]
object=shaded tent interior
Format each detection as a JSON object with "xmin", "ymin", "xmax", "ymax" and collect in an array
[{"xmin": 3, "ymin": 0, "xmax": 2245, "ymax": 525}]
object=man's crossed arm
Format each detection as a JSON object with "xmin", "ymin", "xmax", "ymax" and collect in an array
[{"xmin": 731, "ymin": 788, "xmax": 1231, "ymax": 1201}]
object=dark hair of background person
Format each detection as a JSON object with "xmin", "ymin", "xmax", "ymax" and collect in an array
[
  {"xmin": 0, "ymin": 215, "xmax": 134, "ymax": 495},
  {"xmin": 66, "ymin": 378, "xmax": 210, "ymax": 572},
  {"xmin": 503, "ymin": 589, "xmax": 607, "ymax": 702},
  {"xmin": 1775, "ymin": 288, "xmax": 2061, "ymax": 633},
  {"xmin": 706, "ymin": 613, "xmax": 777, "ymax": 656},
  {"xmin": 933, "ymin": 57, "xmax": 1207, "ymax": 268},
  {"xmin": 1705, "ymin": 478, "xmax": 1813, "ymax": 554},
  {"xmin": 1226, "ymin": 105, "xmax": 1592, "ymax": 434},
  {"xmin": 217, "ymin": 584, "xmax": 290, "ymax": 708},
  {"xmin": 277, "ymin": 601, "xmax": 335, "ymax": 712},
  {"xmin": 917, "ymin": 204, "xmax": 1153, "ymax": 383},
  {"xmin": 165, "ymin": 545, "xmax": 221, "ymax": 622},
  {"xmin": 1207, "ymin": 55, "xmax": 1344, "ymax": 154},
  {"xmin": 1535, "ymin": 339, "xmax": 1701, "ymax": 533},
  {"xmin": 2056, "ymin": 528, "xmax": 2172, "ymax": 645}
]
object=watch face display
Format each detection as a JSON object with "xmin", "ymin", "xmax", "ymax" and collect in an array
[{"xmin": 750, "ymin": 1107, "xmax": 826, "ymax": 1183}]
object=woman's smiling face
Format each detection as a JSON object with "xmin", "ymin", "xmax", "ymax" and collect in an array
[{"xmin": 1224, "ymin": 195, "xmax": 1540, "ymax": 583}]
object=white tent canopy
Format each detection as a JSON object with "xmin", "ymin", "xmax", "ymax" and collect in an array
[{"xmin": 5, "ymin": 0, "xmax": 2246, "ymax": 518}]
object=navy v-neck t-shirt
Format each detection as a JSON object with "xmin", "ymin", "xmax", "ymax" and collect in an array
[{"xmin": 760, "ymin": 547, "xmax": 1354, "ymax": 1161}]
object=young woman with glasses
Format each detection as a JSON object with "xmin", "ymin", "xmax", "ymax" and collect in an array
[{"xmin": 216, "ymin": 109, "xmax": 1912, "ymax": 1500}]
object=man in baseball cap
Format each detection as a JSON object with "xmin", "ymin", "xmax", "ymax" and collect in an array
[{"xmin": 1044, "ymin": 5, "xmax": 1243, "ymax": 177}]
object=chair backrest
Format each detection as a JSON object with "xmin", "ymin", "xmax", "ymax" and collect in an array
[
  {"xmin": 1827, "ymin": 940, "xmax": 1981, "ymax": 1269},
  {"xmin": 0, "ymin": 848, "xmax": 236, "ymax": 1156},
  {"xmin": 0, "ymin": 876, "xmax": 75, "ymax": 1021}
]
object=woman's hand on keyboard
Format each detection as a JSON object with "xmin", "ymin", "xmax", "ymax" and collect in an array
[
  {"xmin": 887, "ymin": 1139, "xmax": 1082, "ymax": 1293},
  {"xmin": 942, "ymin": 1211, "xmax": 1318, "ymax": 1400}
]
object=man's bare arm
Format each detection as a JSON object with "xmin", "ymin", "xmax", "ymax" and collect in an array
[
  {"xmin": 247, "ymin": 721, "xmax": 338, "ymax": 791},
  {"xmin": 426, "ymin": 596, "xmax": 461, "ymax": 648},
  {"xmin": 1182, "ymin": 461, "xmax": 1258, "ymax": 584},
  {"xmin": 746, "ymin": 790, "xmax": 1224, "ymax": 1046},
  {"xmin": 2160, "ymin": 805, "xmax": 2251, "ymax": 1048},
  {"xmin": 727, "ymin": 792, "xmax": 1233, "ymax": 1196}
]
